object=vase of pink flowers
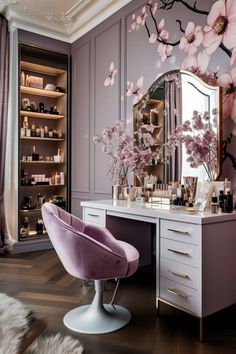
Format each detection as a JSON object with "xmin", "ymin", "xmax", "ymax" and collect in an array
[
  {"xmin": 164, "ymin": 109, "xmax": 218, "ymax": 181},
  {"xmin": 93, "ymin": 120, "xmax": 157, "ymax": 198}
]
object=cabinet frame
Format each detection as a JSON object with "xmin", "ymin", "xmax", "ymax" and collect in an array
[{"xmin": 18, "ymin": 43, "xmax": 71, "ymax": 246}]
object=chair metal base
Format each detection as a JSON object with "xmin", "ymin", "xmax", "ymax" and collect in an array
[
  {"xmin": 64, "ymin": 303, "xmax": 131, "ymax": 334},
  {"xmin": 63, "ymin": 279, "xmax": 131, "ymax": 334}
]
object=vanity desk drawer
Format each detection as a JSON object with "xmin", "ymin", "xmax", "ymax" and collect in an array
[
  {"xmin": 83, "ymin": 207, "xmax": 105, "ymax": 226},
  {"xmin": 160, "ymin": 277, "xmax": 200, "ymax": 316},
  {"xmin": 160, "ymin": 238, "xmax": 199, "ymax": 268},
  {"xmin": 160, "ymin": 258, "xmax": 200, "ymax": 290},
  {"xmin": 160, "ymin": 219, "xmax": 200, "ymax": 245}
]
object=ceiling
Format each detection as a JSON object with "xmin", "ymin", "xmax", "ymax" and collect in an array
[{"xmin": 0, "ymin": 0, "xmax": 131, "ymax": 43}]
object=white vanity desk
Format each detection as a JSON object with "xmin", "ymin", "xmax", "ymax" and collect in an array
[{"xmin": 81, "ymin": 199, "xmax": 236, "ymax": 339}]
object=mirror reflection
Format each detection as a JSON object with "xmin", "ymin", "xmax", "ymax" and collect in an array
[{"xmin": 133, "ymin": 69, "xmax": 221, "ymax": 184}]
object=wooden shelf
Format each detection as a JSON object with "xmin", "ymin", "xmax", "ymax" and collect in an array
[
  {"xmin": 21, "ymin": 137, "xmax": 64, "ymax": 141},
  {"xmin": 140, "ymin": 124, "xmax": 162, "ymax": 129},
  {"xmin": 20, "ymin": 161, "xmax": 65, "ymax": 164},
  {"xmin": 19, "ymin": 231, "xmax": 48, "ymax": 242},
  {"xmin": 147, "ymin": 99, "xmax": 163, "ymax": 104},
  {"xmin": 152, "ymin": 143, "xmax": 162, "ymax": 146},
  {"xmin": 21, "ymin": 86, "xmax": 65, "ymax": 98},
  {"xmin": 20, "ymin": 184, "xmax": 65, "ymax": 188},
  {"xmin": 20, "ymin": 110, "xmax": 64, "ymax": 119},
  {"xmin": 21, "ymin": 61, "xmax": 65, "ymax": 76},
  {"xmin": 20, "ymin": 209, "xmax": 41, "ymax": 214}
]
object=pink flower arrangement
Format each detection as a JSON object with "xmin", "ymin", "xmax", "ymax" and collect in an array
[
  {"xmin": 164, "ymin": 110, "xmax": 218, "ymax": 181},
  {"xmin": 93, "ymin": 120, "xmax": 157, "ymax": 184}
]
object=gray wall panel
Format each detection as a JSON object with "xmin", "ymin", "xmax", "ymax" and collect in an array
[{"xmin": 72, "ymin": 41, "xmax": 91, "ymax": 193}]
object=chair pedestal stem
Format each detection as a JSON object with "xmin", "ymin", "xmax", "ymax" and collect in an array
[{"xmin": 63, "ymin": 280, "xmax": 131, "ymax": 334}]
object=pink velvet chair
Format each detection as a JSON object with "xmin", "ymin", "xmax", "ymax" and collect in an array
[{"xmin": 42, "ymin": 202, "xmax": 139, "ymax": 334}]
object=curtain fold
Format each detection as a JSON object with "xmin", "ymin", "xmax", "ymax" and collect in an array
[{"xmin": 0, "ymin": 15, "xmax": 9, "ymax": 253}]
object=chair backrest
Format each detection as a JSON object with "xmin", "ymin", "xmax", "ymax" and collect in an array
[{"xmin": 42, "ymin": 203, "xmax": 129, "ymax": 280}]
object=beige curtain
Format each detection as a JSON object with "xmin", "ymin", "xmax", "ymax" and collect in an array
[
  {"xmin": 0, "ymin": 16, "xmax": 9, "ymax": 253},
  {"xmin": 4, "ymin": 26, "xmax": 18, "ymax": 250}
]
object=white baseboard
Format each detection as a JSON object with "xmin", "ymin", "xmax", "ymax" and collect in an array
[{"xmin": 13, "ymin": 238, "xmax": 53, "ymax": 254}]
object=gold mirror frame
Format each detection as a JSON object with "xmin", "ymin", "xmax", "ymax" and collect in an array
[{"xmin": 133, "ymin": 69, "xmax": 222, "ymax": 184}]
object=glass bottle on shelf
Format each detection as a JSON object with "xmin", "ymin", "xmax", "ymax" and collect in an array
[
  {"xmin": 20, "ymin": 71, "xmax": 25, "ymax": 86},
  {"xmin": 36, "ymin": 218, "xmax": 44, "ymax": 234},
  {"xmin": 20, "ymin": 217, "xmax": 30, "ymax": 238},
  {"xmin": 44, "ymin": 126, "xmax": 49, "ymax": 138},
  {"xmin": 23, "ymin": 116, "xmax": 28, "ymax": 128},
  {"xmin": 32, "ymin": 145, "xmax": 39, "ymax": 161},
  {"xmin": 31, "ymin": 124, "xmax": 36, "ymax": 137}
]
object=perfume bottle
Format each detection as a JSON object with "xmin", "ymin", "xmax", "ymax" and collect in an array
[
  {"xmin": 218, "ymin": 190, "xmax": 224, "ymax": 213},
  {"xmin": 32, "ymin": 145, "xmax": 39, "ymax": 161},
  {"xmin": 36, "ymin": 218, "xmax": 44, "ymax": 234},
  {"xmin": 224, "ymin": 190, "xmax": 233, "ymax": 213},
  {"xmin": 20, "ymin": 71, "xmax": 25, "ymax": 86},
  {"xmin": 31, "ymin": 124, "xmax": 36, "ymax": 137},
  {"xmin": 211, "ymin": 192, "xmax": 218, "ymax": 214},
  {"xmin": 20, "ymin": 217, "xmax": 30, "ymax": 238}
]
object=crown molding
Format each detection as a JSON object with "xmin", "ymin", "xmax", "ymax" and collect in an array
[{"xmin": 1, "ymin": 0, "xmax": 131, "ymax": 43}]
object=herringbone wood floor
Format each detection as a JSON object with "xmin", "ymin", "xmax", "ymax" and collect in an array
[{"xmin": 0, "ymin": 249, "xmax": 236, "ymax": 354}]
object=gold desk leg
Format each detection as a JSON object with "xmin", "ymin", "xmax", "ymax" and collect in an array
[
  {"xmin": 156, "ymin": 298, "xmax": 160, "ymax": 316},
  {"xmin": 199, "ymin": 318, "xmax": 204, "ymax": 342}
]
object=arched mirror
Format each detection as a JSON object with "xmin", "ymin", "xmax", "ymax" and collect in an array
[{"xmin": 133, "ymin": 69, "xmax": 221, "ymax": 184}]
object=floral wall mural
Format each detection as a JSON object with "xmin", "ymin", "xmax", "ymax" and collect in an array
[{"xmin": 103, "ymin": 0, "xmax": 236, "ymax": 186}]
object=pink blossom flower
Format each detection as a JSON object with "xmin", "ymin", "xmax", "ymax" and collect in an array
[
  {"xmin": 131, "ymin": 13, "xmax": 137, "ymax": 31},
  {"xmin": 126, "ymin": 81, "xmax": 134, "ymax": 96},
  {"xmin": 203, "ymin": 0, "xmax": 236, "ymax": 54},
  {"xmin": 179, "ymin": 22, "xmax": 203, "ymax": 55},
  {"xmin": 129, "ymin": 13, "xmax": 140, "ymax": 32},
  {"xmin": 104, "ymin": 62, "xmax": 118, "ymax": 86},
  {"xmin": 182, "ymin": 50, "xmax": 210, "ymax": 74},
  {"xmin": 230, "ymin": 47, "xmax": 236, "ymax": 65},
  {"xmin": 149, "ymin": 18, "xmax": 165, "ymax": 44},
  {"xmin": 148, "ymin": 0, "xmax": 158, "ymax": 16},
  {"xmin": 157, "ymin": 30, "xmax": 173, "ymax": 63},
  {"xmin": 230, "ymin": 98, "xmax": 236, "ymax": 125},
  {"xmin": 136, "ymin": 6, "xmax": 148, "ymax": 26},
  {"xmin": 127, "ymin": 76, "xmax": 144, "ymax": 105},
  {"xmin": 149, "ymin": 33, "xmax": 158, "ymax": 44},
  {"xmin": 217, "ymin": 67, "xmax": 236, "ymax": 119}
]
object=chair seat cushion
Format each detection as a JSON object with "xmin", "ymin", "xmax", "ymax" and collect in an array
[{"xmin": 117, "ymin": 241, "xmax": 139, "ymax": 277}]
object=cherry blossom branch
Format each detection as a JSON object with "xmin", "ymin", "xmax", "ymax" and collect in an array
[
  {"xmin": 220, "ymin": 43, "xmax": 232, "ymax": 58},
  {"xmin": 144, "ymin": 21, "xmax": 151, "ymax": 37},
  {"xmin": 159, "ymin": 0, "xmax": 208, "ymax": 15},
  {"xmin": 222, "ymin": 133, "xmax": 236, "ymax": 169},
  {"xmin": 146, "ymin": 3, "xmax": 180, "ymax": 47},
  {"xmin": 159, "ymin": 1, "xmax": 231, "ymax": 57},
  {"xmin": 146, "ymin": 3, "xmax": 159, "ymax": 34},
  {"xmin": 176, "ymin": 19, "xmax": 185, "ymax": 33}
]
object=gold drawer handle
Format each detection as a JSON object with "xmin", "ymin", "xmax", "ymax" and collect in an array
[
  {"xmin": 168, "ymin": 268, "xmax": 190, "ymax": 279},
  {"xmin": 167, "ymin": 228, "xmax": 190, "ymax": 235},
  {"xmin": 167, "ymin": 288, "xmax": 189, "ymax": 299},
  {"xmin": 167, "ymin": 248, "xmax": 190, "ymax": 256},
  {"xmin": 87, "ymin": 213, "xmax": 100, "ymax": 217}
]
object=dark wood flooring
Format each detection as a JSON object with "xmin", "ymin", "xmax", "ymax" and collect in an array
[{"xmin": 0, "ymin": 249, "xmax": 236, "ymax": 354}]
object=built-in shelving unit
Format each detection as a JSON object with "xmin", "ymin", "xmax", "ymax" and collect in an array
[
  {"xmin": 133, "ymin": 97, "xmax": 164, "ymax": 185},
  {"xmin": 18, "ymin": 44, "xmax": 70, "ymax": 246}
]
